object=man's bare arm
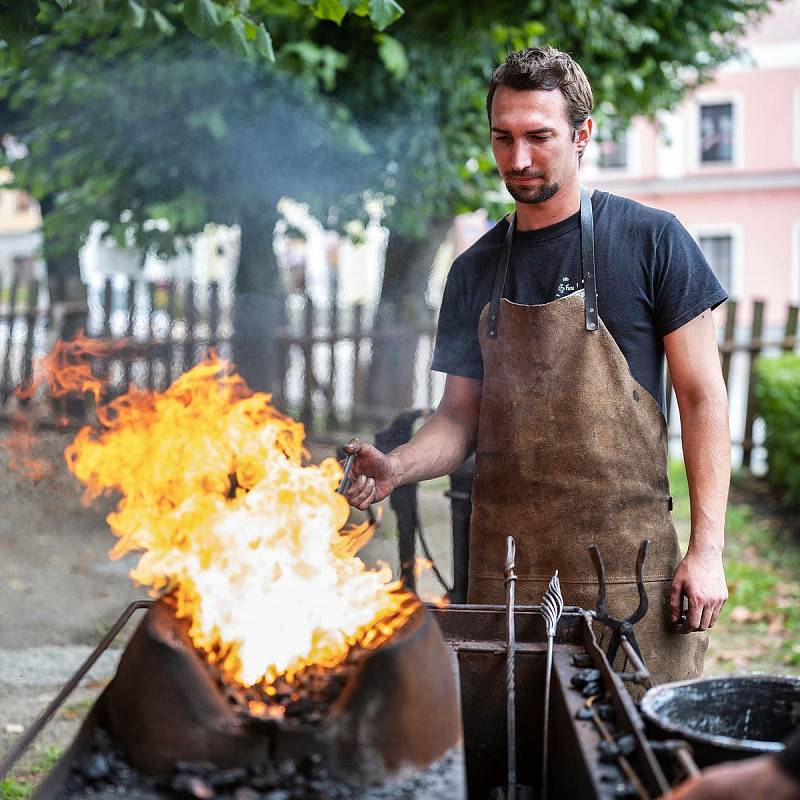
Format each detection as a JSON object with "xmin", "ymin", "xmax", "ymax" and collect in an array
[
  {"xmin": 344, "ymin": 374, "xmax": 482, "ymax": 510},
  {"xmin": 664, "ymin": 309, "xmax": 730, "ymax": 631}
]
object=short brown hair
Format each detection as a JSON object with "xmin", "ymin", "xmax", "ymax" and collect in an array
[{"xmin": 486, "ymin": 46, "xmax": 593, "ymax": 131}]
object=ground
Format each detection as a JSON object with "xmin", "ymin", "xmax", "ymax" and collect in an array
[{"xmin": 1, "ymin": 427, "xmax": 799, "ymax": 798}]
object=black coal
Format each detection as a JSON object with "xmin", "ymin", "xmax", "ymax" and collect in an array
[{"xmin": 56, "ymin": 724, "xmax": 460, "ymax": 800}]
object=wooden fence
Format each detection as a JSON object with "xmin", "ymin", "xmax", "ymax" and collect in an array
[
  {"xmin": 0, "ymin": 274, "xmax": 440, "ymax": 434},
  {"xmin": 274, "ymin": 295, "xmax": 439, "ymax": 432},
  {"xmin": 0, "ymin": 275, "xmax": 48, "ymax": 405},
  {"xmin": 664, "ymin": 299, "xmax": 800, "ymax": 470},
  {"xmin": 1, "ymin": 272, "xmax": 798, "ymax": 468}
]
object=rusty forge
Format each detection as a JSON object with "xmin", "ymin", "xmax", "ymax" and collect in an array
[{"xmin": 8, "ymin": 536, "xmax": 793, "ymax": 800}]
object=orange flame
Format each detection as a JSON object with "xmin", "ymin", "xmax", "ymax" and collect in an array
[
  {"xmin": 2, "ymin": 332, "xmax": 126, "ymax": 479},
  {"xmin": 1, "ymin": 421, "xmax": 53, "ymax": 481},
  {"xmin": 14, "ymin": 331, "xmax": 125, "ymax": 405},
  {"xmin": 53, "ymin": 347, "xmax": 418, "ymax": 689},
  {"xmin": 413, "ymin": 557, "xmax": 450, "ymax": 608}
]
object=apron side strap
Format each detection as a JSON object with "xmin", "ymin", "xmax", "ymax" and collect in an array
[
  {"xmin": 487, "ymin": 214, "xmax": 515, "ymax": 339},
  {"xmin": 580, "ymin": 185, "xmax": 599, "ymax": 332}
]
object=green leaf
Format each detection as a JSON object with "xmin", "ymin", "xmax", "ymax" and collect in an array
[
  {"xmin": 144, "ymin": 203, "xmax": 175, "ymax": 223},
  {"xmin": 0, "ymin": 1, "xmax": 39, "ymax": 48},
  {"xmin": 628, "ymin": 73, "xmax": 645, "ymax": 93},
  {"xmin": 216, "ymin": 17, "xmax": 250, "ymax": 59},
  {"xmin": 254, "ymin": 23, "xmax": 275, "ymax": 61},
  {"xmin": 313, "ymin": 0, "xmax": 347, "ymax": 24},
  {"xmin": 235, "ymin": 0, "xmax": 250, "ymax": 10},
  {"xmin": 151, "ymin": 9, "xmax": 176, "ymax": 36},
  {"xmin": 184, "ymin": 0, "xmax": 220, "ymax": 38},
  {"xmin": 368, "ymin": 0, "xmax": 403, "ymax": 30},
  {"xmin": 187, "ymin": 108, "xmax": 228, "ymax": 139},
  {"xmin": 375, "ymin": 33, "xmax": 407, "ymax": 80},
  {"xmin": 283, "ymin": 41, "xmax": 347, "ymax": 89},
  {"xmin": 126, "ymin": 0, "xmax": 146, "ymax": 28}
]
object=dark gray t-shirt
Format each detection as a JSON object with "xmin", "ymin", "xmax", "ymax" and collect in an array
[{"xmin": 431, "ymin": 191, "xmax": 727, "ymax": 411}]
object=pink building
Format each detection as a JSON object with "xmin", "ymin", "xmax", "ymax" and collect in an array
[{"xmin": 583, "ymin": 0, "xmax": 800, "ymax": 329}]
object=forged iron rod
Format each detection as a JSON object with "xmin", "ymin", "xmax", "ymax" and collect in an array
[
  {"xmin": 504, "ymin": 536, "xmax": 517, "ymax": 800},
  {"xmin": 619, "ymin": 635, "xmax": 653, "ymax": 688},
  {"xmin": 337, "ymin": 451, "xmax": 378, "ymax": 527},
  {"xmin": 337, "ymin": 452, "xmax": 357, "ymax": 494},
  {"xmin": 674, "ymin": 745, "xmax": 701, "ymax": 780},
  {"xmin": 0, "ymin": 599, "xmax": 155, "ymax": 782},
  {"xmin": 541, "ymin": 570, "xmax": 564, "ymax": 800}
]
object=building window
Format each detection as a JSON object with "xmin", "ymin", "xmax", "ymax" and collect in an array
[
  {"xmin": 700, "ymin": 103, "xmax": 734, "ymax": 164},
  {"xmin": 699, "ymin": 235, "xmax": 733, "ymax": 293},
  {"xmin": 597, "ymin": 126, "xmax": 628, "ymax": 170}
]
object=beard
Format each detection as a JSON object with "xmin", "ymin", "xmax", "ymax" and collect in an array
[{"xmin": 504, "ymin": 173, "xmax": 561, "ymax": 204}]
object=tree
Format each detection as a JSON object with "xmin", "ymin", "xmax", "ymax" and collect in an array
[
  {"xmin": 0, "ymin": 0, "xmax": 771, "ymax": 403},
  {"xmin": 319, "ymin": 0, "xmax": 772, "ymax": 407},
  {"xmin": 0, "ymin": 0, "xmax": 404, "ymax": 60},
  {"xmin": 0, "ymin": 0, "xmax": 392, "ymax": 388}
]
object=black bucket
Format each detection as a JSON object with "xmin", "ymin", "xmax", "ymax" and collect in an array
[{"xmin": 641, "ymin": 673, "xmax": 800, "ymax": 768}]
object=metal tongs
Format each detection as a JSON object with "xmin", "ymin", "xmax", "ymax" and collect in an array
[{"xmin": 589, "ymin": 540, "xmax": 653, "ymax": 688}]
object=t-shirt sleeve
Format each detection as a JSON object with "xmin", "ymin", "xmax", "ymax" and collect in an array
[
  {"xmin": 430, "ymin": 259, "xmax": 484, "ymax": 379},
  {"xmin": 652, "ymin": 216, "xmax": 728, "ymax": 337}
]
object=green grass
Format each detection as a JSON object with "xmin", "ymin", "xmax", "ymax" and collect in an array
[
  {"xmin": 0, "ymin": 746, "xmax": 63, "ymax": 800},
  {"xmin": 727, "ymin": 535, "xmax": 800, "ymax": 669},
  {"xmin": 420, "ymin": 476, "xmax": 450, "ymax": 493},
  {"xmin": 668, "ymin": 458, "xmax": 691, "ymax": 523},
  {"xmin": 34, "ymin": 747, "xmax": 61, "ymax": 773},
  {"xmin": 0, "ymin": 779, "xmax": 33, "ymax": 800},
  {"xmin": 669, "ymin": 459, "xmax": 800, "ymax": 671}
]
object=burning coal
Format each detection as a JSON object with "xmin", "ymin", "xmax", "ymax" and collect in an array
[{"xmin": 26, "ymin": 337, "xmax": 418, "ymax": 699}]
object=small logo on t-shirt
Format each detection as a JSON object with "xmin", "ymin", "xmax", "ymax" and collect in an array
[{"xmin": 555, "ymin": 275, "xmax": 585, "ymax": 299}]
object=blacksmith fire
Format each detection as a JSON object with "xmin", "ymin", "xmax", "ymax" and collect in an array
[{"xmin": 3, "ymin": 343, "xmax": 800, "ymax": 799}]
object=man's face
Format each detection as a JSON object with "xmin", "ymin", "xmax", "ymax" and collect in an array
[{"xmin": 490, "ymin": 86, "xmax": 589, "ymax": 204}]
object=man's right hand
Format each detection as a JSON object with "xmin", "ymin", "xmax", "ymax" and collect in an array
[
  {"xmin": 342, "ymin": 439, "xmax": 399, "ymax": 510},
  {"xmin": 340, "ymin": 374, "xmax": 482, "ymax": 510}
]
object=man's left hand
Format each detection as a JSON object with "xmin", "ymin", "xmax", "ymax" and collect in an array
[{"xmin": 670, "ymin": 546, "xmax": 728, "ymax": 632}]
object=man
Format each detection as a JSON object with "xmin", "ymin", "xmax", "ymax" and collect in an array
[{"xmin": 345, "ymin": 47, "xmax": 729, "ymax": 683}]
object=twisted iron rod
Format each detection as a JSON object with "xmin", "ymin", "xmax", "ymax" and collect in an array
[{"xmin": 541, "ymin": 570, "xmax": 564, "ymax": 800}]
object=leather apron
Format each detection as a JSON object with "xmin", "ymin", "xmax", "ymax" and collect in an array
[{"xmin": 467, "ymin": 187, "xmax": 707, "ymax": 685}]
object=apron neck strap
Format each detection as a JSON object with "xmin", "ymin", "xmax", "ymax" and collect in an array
[
  {"xmin": 580, "ymin": 185, "xmax": 599, "ymax": 331},
  {"xmin": 487, "ymin": 185, "xmax": 598, "ymax": 339}
]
